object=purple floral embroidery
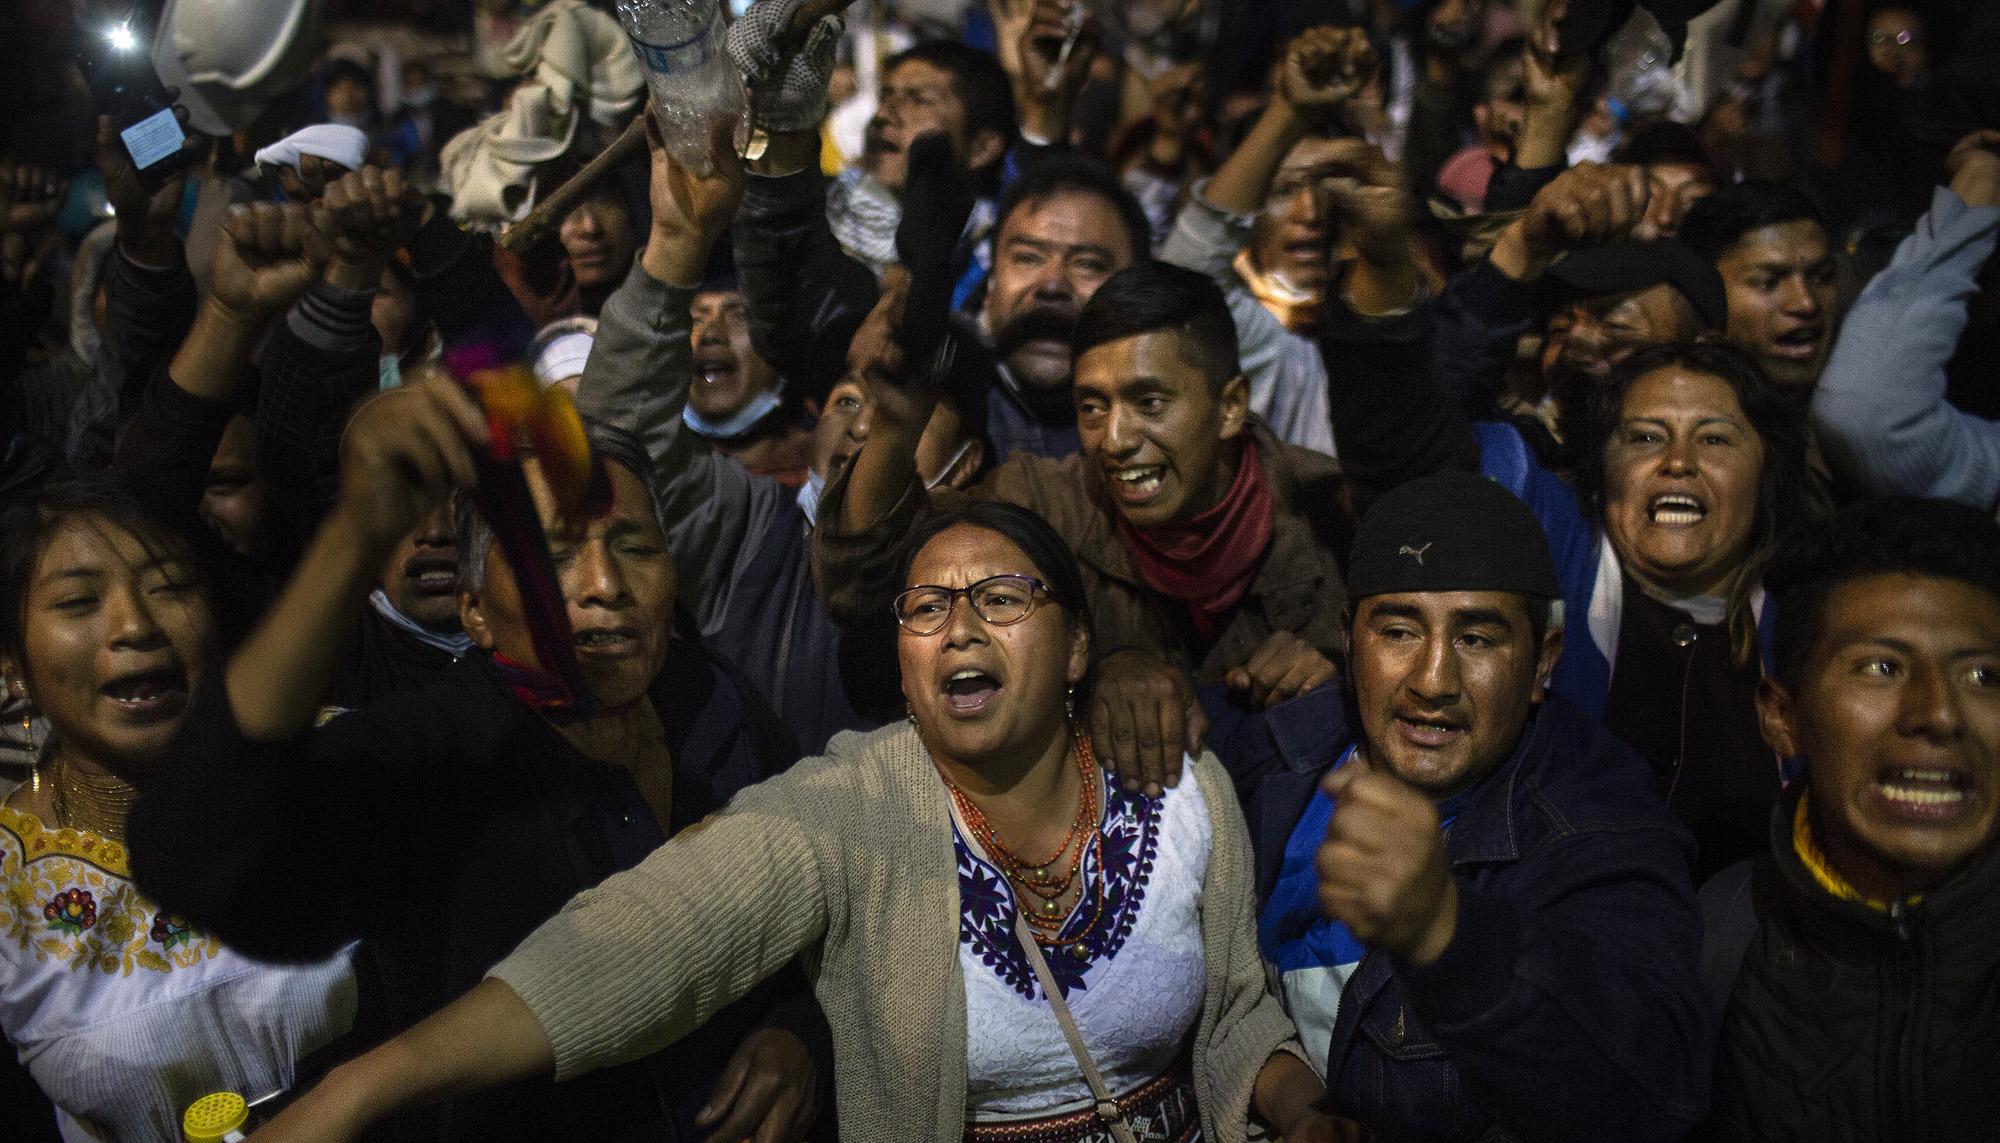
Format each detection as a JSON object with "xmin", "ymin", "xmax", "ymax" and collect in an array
[
  {"xmin": 150, "ymin": 912, "xmax": 195, "ymax": 949},
  {"xmin": 44, "ymin": 888, "xmax": 97, "ymax": 936},
  {"xmin": 956, "ymin": 772, "xmax": 1162, "ymax": 1000}
]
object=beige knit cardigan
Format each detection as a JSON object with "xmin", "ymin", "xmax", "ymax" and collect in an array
[{"xmin": 490, "ymin": 721, "xmax": 1304, "ymax": 1142}]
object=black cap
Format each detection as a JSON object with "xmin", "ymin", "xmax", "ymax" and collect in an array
[
  {"xmin": 1347, "ymin": 471, "xmax": 1559, "ymax": 601},
  {"xmin": 1545, "ymin": 239, "xmax": 1728, "ymax": 332}
]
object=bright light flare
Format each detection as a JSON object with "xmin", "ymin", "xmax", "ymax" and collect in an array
[{"xmin": 104, "ymin": 23, "xmax": 138, "ymax": 52}]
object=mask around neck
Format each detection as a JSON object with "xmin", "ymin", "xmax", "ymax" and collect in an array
[{"xmin": 682, "ymin": 385, "xmax": 784, "ymax": 440}]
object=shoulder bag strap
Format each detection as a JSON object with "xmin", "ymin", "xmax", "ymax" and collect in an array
[{"xmin": 1010, "ymin": 908, "xmax": 1141, "ymax": 1143}]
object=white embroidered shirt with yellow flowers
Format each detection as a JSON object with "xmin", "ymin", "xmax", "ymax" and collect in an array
[{"xmin": 1, "ymin": 805, "xmax": 356, "ymax": 1141}]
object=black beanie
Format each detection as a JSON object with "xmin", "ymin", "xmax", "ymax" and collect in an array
[{"xmin": 1347, "ymin": 471, "xmax": 1559, "ymax": 601}]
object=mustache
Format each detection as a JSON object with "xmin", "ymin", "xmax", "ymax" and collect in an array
[
  {"xmin": 992, "ymin": 306, "xmax": 1078, "ymax": 356},
  {"xmin": 1546, "ymin": 350, "xmax": 1612, "ymax": 404}
]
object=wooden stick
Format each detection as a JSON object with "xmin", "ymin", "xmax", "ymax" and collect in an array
[{"xmin": 498, "ymin": 115, "xmax": 648, "ymax": 253}]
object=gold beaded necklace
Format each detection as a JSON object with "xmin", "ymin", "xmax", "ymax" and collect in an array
[
  {"xmin": 944, "ymin": 728, "xmax": 1106, "ymax": 937},
  {"xmin": 49, "ymin": 752, "xmax": 140, "ymax": 843}
]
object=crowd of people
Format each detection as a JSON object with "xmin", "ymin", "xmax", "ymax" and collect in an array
[{"xmin": 1, "ymin": 0, "xmax": 1997, "ymax": 1140}]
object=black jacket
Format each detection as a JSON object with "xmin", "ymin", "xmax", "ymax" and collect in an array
[
  {"xmin": 131, "ymin": 645, "xmax": 824, "ymax": 1142},
  {"xmin": 1204, "ymin": 685, "xmax": 1712, "ymax": 1143},
  {"xmin": 1697, "ymin": 786, "xmax": 2000, "ymax": 1142}
]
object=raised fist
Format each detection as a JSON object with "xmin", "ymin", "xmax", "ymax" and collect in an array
[
  {"xmin": 1315, "ymin": 754, "xmax": 1459, "ymax": 965},
  {"xmin": 1518, "ymin": 161, "xmax": 1650, "ymax": 262},
  {"xmin": 1278, "ymin": 25, "xmax": 1378, "ymax": 120},
  {"xmin": 1946, "ymin": 129, "xmax": 2000, "ymax": 209},
  {"xmin": 208, "ymin": 202, "xmax": 329, "ymax": 323},
  {"xmin": 315, "ymin": 166, "xmax": 427, "ymax": 285}
]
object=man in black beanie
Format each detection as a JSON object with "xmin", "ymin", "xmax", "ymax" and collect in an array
[{"xmin": 1207, "ymin": 469, "xmax": 1712, "ymax": 1142}]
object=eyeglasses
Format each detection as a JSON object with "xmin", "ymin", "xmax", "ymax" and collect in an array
[
  {"xmin": 1871, "ymin": 29, "xmax": 1914, "ymax": 46},
  {"xmin": 893, "ymin": 575, "xmax": 1052, "ymax": 635}
]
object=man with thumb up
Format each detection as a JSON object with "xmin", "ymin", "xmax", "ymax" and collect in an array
[{"xmin": 1211, "ymin": 470, "xmax": 1712, "ymax": 1142}]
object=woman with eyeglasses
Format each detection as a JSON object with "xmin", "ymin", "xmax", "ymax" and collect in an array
[{"xmin": 245, "ymin": 499, "xmax": 1350, "ymax": 1143}]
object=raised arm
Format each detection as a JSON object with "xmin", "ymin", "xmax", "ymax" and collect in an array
[
  {"xmin": 1489, "ymin": 11, "xmax": 1591, "ymax": 208},
  {"xmin": 571, "ymin": 121, "xmax": 784, "ymax": 634},
  {"xmin": 1158, "ymin": 27, "xmax": 1376, "ymax": 456},
  {"xmin": 1314, "ymin": 143, "xmax": 1478, "ymax": 492},
  {"xmin": 728, "ymin": 0, "xmax": 878, "ymax": 402},
  {"xmin": 256, "ymin": 167, "xmax": 425, "ymax": 536},
  {"xmin": 1435, "ymin": 162, "xmax": 1650, "ymax": 420},
  {"xmin": 225, "ymin": 372, "xmax": 489, "ymax": 741},
  {"xmin": 1811, "ymin": 131, "xmax": 2000, "ymax": 509},
  {"xmin": 95, "ymin": 114, "xmax": 200, "ymax": 412},
  {"xmin": 114, "ymin": 201, "xmax": 326, "ymax": 537},
  {"xmin": 990, "ymin": 0, "xmax": 1098, "ymax": 151},
  {"xmin": 809, "ymin": 138, "xmax": 983, "ymax": 636}
]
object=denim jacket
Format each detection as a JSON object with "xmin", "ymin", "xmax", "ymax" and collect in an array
[{"xmin": 1203, "ymin": 685, "xmax": 1712, "ymax": 1142}]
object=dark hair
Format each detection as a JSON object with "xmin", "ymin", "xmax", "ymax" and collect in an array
[
  {"xmin": 455, "ymin": 418, "xmax": 662, "ymax": 593},
  {"xmin": 1768, "ymin": 497, "xmax": 2000, "ymax": 691},
  {"xmin": 0, "ymin": 477, "xmax": 207, "ymax": 664},
  {"xmin": 1679, "ymin": 180, "xmax": 1825, "ymax": 262},
  {"xmin": 995, "ymin": 153, "xmax": 1153, "ymax": 267},
  {"xmin": 1573, "ymin": 341, "xmax": 1826, "ymax": 665},
  {"xmin": 323, "ymin": 58, "xmax": 374, "ymax": 92},
  {"xmin": 1071, "ymin": 262, "xmax": 1239, "ymax": 393},
  {"xmin": 884, "ymin": 41, "xmax": 1017, "ymax": 166},
  {"xmin": 1618, "ymin": 119, "xmax": 1713, "ymax": 172},
  {"xmin": 897, "ymin": 501, "xmax": 1092, "ymax": 637}
]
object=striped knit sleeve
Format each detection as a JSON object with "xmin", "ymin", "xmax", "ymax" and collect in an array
[{"xmin": 488, "ymin": 764, "xmax": 832, "ymax": 1081}]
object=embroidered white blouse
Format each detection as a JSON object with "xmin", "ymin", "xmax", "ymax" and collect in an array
[
  {"xmin": 957, "ymin": 762, "xmax": 1212, "ymax": 1118},
  {"xmin": 1, "ymin": 806, "xmax": 357, "ymax": 1142}
]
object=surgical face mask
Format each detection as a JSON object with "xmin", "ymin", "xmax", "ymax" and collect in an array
[
  {"xmin": 402, "ymin": 86, "xmax": 437, "ymax": 110},
  {"xmin": 379, "ymin": 352, "xmax": 403, "ymax": 391},
  {"xmin": 682, "ymin": 386, "xmax": 784, "ymax": 440},
  {"xmin": 922, "ymin": 438, "xmax": 976, "ymax": 491}
]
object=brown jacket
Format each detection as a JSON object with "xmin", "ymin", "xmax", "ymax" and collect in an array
[{"xmin": 814, "ymin": 419, "xmax": 1357, "ymax": 682}]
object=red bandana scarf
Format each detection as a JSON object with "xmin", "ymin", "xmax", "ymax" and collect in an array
[
  {"xmin": 488, "ymin": 651, "xmax": 639, "ymax": 723},
  {"xmin": 1114, "ymin": 440, "xmax": 1277, "ymax": 639}
]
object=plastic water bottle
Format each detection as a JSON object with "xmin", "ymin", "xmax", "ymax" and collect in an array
[
  {"xmin": 183, "ymin": 1092, "xmax": 254, "ymax": 1143},
  {"xmin": 614, "ymin": 0, "xmax": 747, "ymax": 177}
]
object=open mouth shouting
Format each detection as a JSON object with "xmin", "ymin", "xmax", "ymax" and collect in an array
[
  {"xmin": 942, "ymin": 666, "xmax": 1002, "ymax": 717},
  {"xmin": 1108, "ymin": 464, "xmax": 1168, "ymax": 506},
  {"xmin": 1395, "ymin": 710, "xmax": 1468, "ymax": 751},
  {"xmin": 1768, "ymin": 323, "xmax": 1826, "ymax": 362},
  {"xmin": 694, "ymin": 349, "xmax": 740, "ymax": 391},
  {"xmin": 1871, "ymin": 763, "xmax": 1975, "ymax": 823},
  {"xmin": 101, "ymin": 665, "xmax": 191, "ymax": 723},
  {"xmin": 573, "ymin": 625, "xmax": 644, "ymax": 659},
  {"xmin": 1648, "ymin": 493, "xmax": 1707, "ymax": 528},
  {"xmin": 403, "ymin": 552, "xmax": 458, "ymax": 598},
  {"xmin": 864, "ymin": 120, "xmax": 900, "ymax": 152}
]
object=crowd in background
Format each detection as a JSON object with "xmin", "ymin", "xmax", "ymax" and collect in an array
[{"xmin": 1, "ymin": 0, "xmax": 1998, "ymax": 1140}]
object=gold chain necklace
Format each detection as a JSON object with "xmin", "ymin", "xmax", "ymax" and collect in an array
[{"xmin": 50, "ymin": 753, "xmax": 140, "ymax": 843}]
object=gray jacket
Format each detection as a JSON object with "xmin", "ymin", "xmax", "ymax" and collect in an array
[
  {"xmin": 1161, "ymin": 180, "xmax": 1337, "ymax": 458},
  {"xmin": 1811, "ymin": 186, "xmax": 2000, "ymax": 511},
  {"xmin": 573, "ymin": 257, "xmax": 793, "ymax": 638}
]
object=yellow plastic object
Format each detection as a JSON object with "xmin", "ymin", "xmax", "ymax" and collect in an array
[
  {"xmin": 182, "ymin": 1091, "xmax": 250, "ymax": 1142},
  {"xmin": 468, "ymin": 363, "xmax": 595, "ymax": 518}
]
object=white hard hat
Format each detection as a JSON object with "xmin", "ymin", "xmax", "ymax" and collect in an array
[{"xmin": 152, "ymin": 0, "xmax": 326, "ymax": 135}]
